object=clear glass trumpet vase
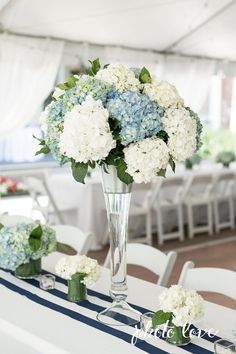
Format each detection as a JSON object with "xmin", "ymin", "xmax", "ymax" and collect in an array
[{"xmin": 96, "ymin": 166, "xmax": 141, "ymax": 326}]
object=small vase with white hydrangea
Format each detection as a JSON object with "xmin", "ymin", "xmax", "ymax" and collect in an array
[
  {"xmin": 55, "ymin": 255, "xmax": 100, "ymax": 302},
  {"xmin": 152, "ymin": 285, "xmax": 204, "ymax": 346},
  {"xmin": 0, "ymin": 223, "xmax": 57, "ymax": 278},
  {"xmin": 36, "ymin": 58, "xmax": 203, "ymax": 326}
]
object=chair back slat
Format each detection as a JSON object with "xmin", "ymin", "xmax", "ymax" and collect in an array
[
  {"xmin": 179, "ymin": 261, "xmax": 236, "ymax": 300},
  {"xmin": 104, "ymin": 243, "xmax": 177, "ymax": 287}
]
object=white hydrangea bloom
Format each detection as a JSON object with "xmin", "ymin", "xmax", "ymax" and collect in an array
[
  {"xmin": 163, "ymin": 106, "xmax": 197, "ymax": 161},
  {"xmin": 59, "ymin": 96, "xmax": 116, "ymax": 163},
  {"xmin": 52, "ymin": 87, "xmax": 65, "ymax": 100},
  {"xmin": 143, "ymin": 80, "xmax": 184, "ymax": 108},
  {"xmin": 124, "ymin": 137, "xmax": 169, "ymax": 183},
  {"xmin": 159, "ymin": 285, "xmax": 204, "ymax": 327},
  {"xmin": 55, "ymin": 255, "xmax": 100, "ymax": 286},
  {"xmin": 95, "ymin": 64, "xmax": 140, "ymax": 92}
]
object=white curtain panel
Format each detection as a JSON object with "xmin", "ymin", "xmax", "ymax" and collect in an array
[
  {"xmin": 156, "ymin": 55, "xmax": 216, "ymax": 112},
  {"xmin": 0, "ymin": 0, "xmax": 9, "ymax": 11},
  {"xmin": 0, "ymin": 34, "xmax": 64, "ymax": 139}
]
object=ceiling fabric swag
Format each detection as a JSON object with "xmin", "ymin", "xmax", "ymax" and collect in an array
[
  {"xmin": 0, "ymin": 0, "xmax": 9, "ymax": 13},
  {"xmin": 0, "ymin": 34, "xmax": 64, "ymax": 139}
]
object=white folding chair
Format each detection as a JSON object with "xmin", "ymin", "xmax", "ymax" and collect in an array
[
  {"xmin": 42, "ymin": 225, "xmax": 93, "ymax": 273},
  {"xmin": 129, "ymin": 181, "xmax": 161, "ymax": 245},
  {"xmin": 183, "ymin": 174, "xmax": 213, "ymax": 239},
  {"xmin": 213, "ymin": 171, "xmax": 235, "ymax": 233},
  {"xmin": 179, "ymin": 261, "xmax": 236, "ymax": 300},
  {"xmin": 104, "ymin": 243, "xmax": 177, "ymax": 287},
  {"xmin": 153, "ymin": 176, "xmax": 185, "ymax": 245},
  {"xmin": 102, "ymin": 180, "xmax": 161, "ymax": 246},
  {"xmin": 24, "ymin": 173, "xmax": 65, "ymax": 224}
]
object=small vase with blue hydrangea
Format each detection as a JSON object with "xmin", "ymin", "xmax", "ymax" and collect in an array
[{"xmin": 0, "ymin": 223, "xmax": 57, "ymax": 279}]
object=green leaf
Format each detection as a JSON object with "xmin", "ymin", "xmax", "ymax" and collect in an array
[
  {"xmin": 29, "ymin": 225, "xmax": 43, "ymax": 252},
  {"xmin": 88, "ymin": 161, "xmax": 96, "ymax": 169},
  {"xmin": 157, "ymin": 168, "xmax": 166, "ymax": 177},
  {"xmin": 30, "ymin": 225, "xmax": 43, "ymax": 239},
  {"xmin": 169, "ymin": 157, "xmax": 176, "ymax": 172},
  {"xmin": 35, "ymin": 145, "xmax": 51, "ymax": 156},
  {"xmin": 57, "ymin": 83, "xmax": 68, "ymax": 90},
  {"xmin": 103, "ymin": 63, "xmax": 110, "ymax": 68},
  {"xmin": 71, "ymin": 272, "xmax": 88, "ymax": 280},
  {"xmin": 152, "ymin": 310, "xmax": 172, "ymax": 328},
  {"xmin": 157, "ymin": 130, "xmax": 169, "ymax": 144},
  {"xmin": 89, "ymin": 58, "xmax": 101, "ymax": 75},
  {"xmin": 29, "ymin": 238, "xmax": 41, "ymax": 252},
  {"xmin": 67, "ymin": 75, "xmax": 77, "ymax": 88},
  {"xmin": 0, "ymin": 223, "xmax": 4, "ymax": 230},
  {"xmin": 71, "ymin": 161, "xmax": 88, "ymax": 184},
  {"xmin": 115, "ymin": 159, "xmax": 133, "ymax": 185},
  {"xmin": 33, "ymin": 134, "xmax": 45, "ymax": 146},
  {"xmin": 139, "ymin": 67, "xmax": 152, "ymax": 84},
  {"xmin": 85, "ymin": 68, "xmax": 94, "ymax": 76},
  {"xmin": 57, "ymin": 242, "xmax": 77, "ymax": 255}
]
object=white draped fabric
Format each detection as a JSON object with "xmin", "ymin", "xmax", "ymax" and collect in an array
[
  {"xmin": 62, "ymin": 43, "xmax": 216, "ymax": 113},
  {"xmin": 156, "ymin": 56, "xmax": 216, "ymax": 112},
  {"xmin": 0, "ymin": 34, "xmax": 64, "ymax": 139},
  {"xmin": 0, "ymin": 126, "xmax": 43, "ymax": 162},
  {"xmin": 0, "ymin": 0, "xmax": 9, "ymax": 11}
]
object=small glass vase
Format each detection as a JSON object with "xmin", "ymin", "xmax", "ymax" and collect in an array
[
  {"xmin": 15, "ymin": 258, "xmax": 42, "ymax": 279},
  {"xmin": 67, "ymin": 273, "xmax": 87, "ymax": 302},
  {"xmin": 166, "ymin": 319, "xmax": 191, "ymax": 346},
  {"xmin": 97, "ymin": 166, "xmax": 140, "ymax": 326}
]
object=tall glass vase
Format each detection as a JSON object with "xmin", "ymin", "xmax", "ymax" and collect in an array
[{"xmin": 97, "ymin": 166, "xmax": 141, "ymax": 326}]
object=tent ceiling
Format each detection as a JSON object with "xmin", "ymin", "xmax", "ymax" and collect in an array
[{"xmin": 1, "ymin": 0, "xmax": 236, "ymax": 60}]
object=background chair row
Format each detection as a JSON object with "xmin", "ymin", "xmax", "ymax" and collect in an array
[
  {"xmin": 48, "ymin": 236, "xmax": 236, "ymax": 301},
  {"xmin": 104, "ymin": 243, "xmax": 236, "ymax": 300},
  {"xmin": 133, "ymin": 171, "xmax": 236, "ymax": 245},
  {"xmin": 2, "ymin": 169, "xmax": 236, "ymax": 248}
]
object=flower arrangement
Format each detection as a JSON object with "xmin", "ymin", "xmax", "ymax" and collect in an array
[
  {"xmin": 55, "ymin": 255, "xmax": 100, "ymax": 302},
  {"xmin": 36, "ymin": 59, "xmax": 202, "ymax": 184},
  {"xmin": 0, "ymin": 223, "xmax": 57, "ymax": 276},
  {"xmin": 216, "ymin": 150, "xmax": 236, "ymax": 168},
  {"xmin": 55, "ymin": 255, "xmax": 100, "ymax": 286},
  {"xmin": 152, "ymin": 285, "xmax": 204, "ymax": 346},
  {"xmin": 0, "ymin": 176, "xmax": 27, "ymax": 197}
]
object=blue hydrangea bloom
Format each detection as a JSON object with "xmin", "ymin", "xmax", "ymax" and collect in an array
[
  {"xmin": 107, "ymin": 90, "xmax": 164, "ymax": 145},
  {"xmin": 186, "ymin": 107, "xmax": 203, "ymax": 150},
  {"xmin": 0, "ymin": 223, "xmax": 56, "ymax": 271},
  {"xmin": 45, "ymin": 75, "xmax": 115, "ymax": 163}
]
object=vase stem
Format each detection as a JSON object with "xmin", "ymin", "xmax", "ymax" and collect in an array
[
  {"xmin": 97, "ymin": 166, "xmax": 140, "ymax": 326},
  {"xmin": 104, "ymin": 190, "xmax": 130, "ymax": 301}
]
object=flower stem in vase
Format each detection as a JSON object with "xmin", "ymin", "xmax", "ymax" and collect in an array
[
  {"xmin": 15, "ymin": 258, "xmax": 42, "ymax": 279},
  {"xmin": 67, "ymin": 272, "xmax": 87, "ymax": 302},
  {"xmin": 166, "ymin": 319, "xmax": 191, "ymax": 346}
]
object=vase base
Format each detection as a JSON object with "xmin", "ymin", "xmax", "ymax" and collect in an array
[
  {"xmin": 15, "ymin": 274, "xmax": 40, "ymax": 280},
  {"xmin": 96, "ymin": 300, "xmax": 141, "ymax": 326}
]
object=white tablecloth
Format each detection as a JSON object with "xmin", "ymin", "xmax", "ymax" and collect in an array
[{"xmin": 0, "ymin": 268, "xmax": 235, "ymax": 354}]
